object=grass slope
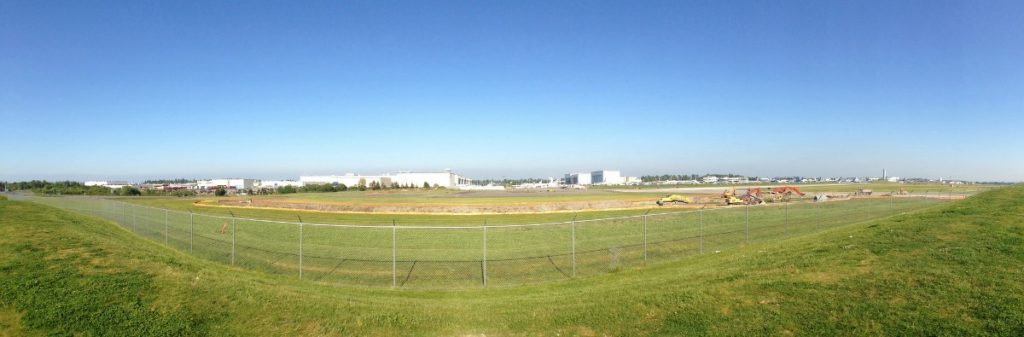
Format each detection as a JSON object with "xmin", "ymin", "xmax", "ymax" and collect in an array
[{"xmin": 1, "ymin": 186, "xmax": 1022, "ymax": 336}]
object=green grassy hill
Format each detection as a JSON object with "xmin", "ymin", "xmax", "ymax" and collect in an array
[{"xmin": 1, "ymin": 186, "xmax": 1022, "ymax": 336}]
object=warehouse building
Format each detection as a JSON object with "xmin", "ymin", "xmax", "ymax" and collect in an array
[
  {"xmin": 564, "ymin": 170, "xmax": 638, "ymax": 186},
  {"xmin": 300, "ymin": 174, "xmax": 389, "ymax": 187},
  {"xmin": 592, "ymin": 170, "xmax": 624, "ymax": 185},
  {"xmin": 256, "ymin": 180, "xmax": 304, "ymax": 189},
  {"xmin": 84, "ymin": 180, "xmax": 132, "ymax": 189},
  {"xmin": 389, "ymin": 171, "xmax": 472, "ymax": 188},
  {"xmin": 564, "ymin": 172, "xmax": 592, "ymax": 185},
  {"xmin": 196, "ymin": 178, "xmax": 256, "ymax": 191},
  {"xmin": 300, "ymin": 170, "xmax": 472, "ymax": 189}
]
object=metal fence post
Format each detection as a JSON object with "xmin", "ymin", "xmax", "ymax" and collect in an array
[
  {"xmin": 189, "ymin": 211, "xmax": 194, "ymax": 254},
  {"xmin": 571, "ymin": 215, "xmax": 577, "ymax": 278},
  {"xmin": 164, "ymin": 209, "xmax": 169, "ymax": 246},
  {"xmin": 299, "ymin": 218, "xmax": 304, "ymax": 280},
  {"xmin": 231, "ymin": 217, "xmax": 236, "ymax": 265},
  {"xmin": 816, "ymin": 201, "xmax": 821, "ymax": 230},
  {"xmin": 391, "ymin": 220, "xmax": 397, "ymax": 288},
  {"xmin": 642, "ymin": 214, "xmax": 648, "ymax": 264},
  {"xmin": 890, "ymin": 193, "xmax": 895, "ymax": 215},
  {"xmin": 744, "ymin": 203, "xmax": 749, "ymax": 244},
  {"xmin": 785, "ymin": 200, "xmax": 790, "ymax": 238},
  {"xmin": 482, "ymin": 225, "xmax": 487, "ymax": 287},
  {"xmin": 699, "ymin": 207, "xmax": 704, "ymax": 255}
]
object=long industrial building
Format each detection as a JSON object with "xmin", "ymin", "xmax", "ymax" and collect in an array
[
  {"xmin": 564, "ymin": 172, "xmax": 592, "ymax": 185},
  {"xmin": 300, "ymin": 170, "xmax": 472, "ymax": 189},
  {"xmin": 196, "ymin": 178, "xmax": 256, "ymax": 190},
  {"xmin": 565, "ymin": 170, "xmax": 639, "ymax": 185}
]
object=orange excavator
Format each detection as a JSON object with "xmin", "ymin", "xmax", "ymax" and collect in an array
[
  {"xmin": 770, "ymin": 186, "xmax": 804, "ymax": 201},
  {"xmin": 724, "ymin": 188, "xmax": 765, "ymax": 205},
  {"xmin": 743, "ymin": 188, "xmax": 765, "ymax": 205}
]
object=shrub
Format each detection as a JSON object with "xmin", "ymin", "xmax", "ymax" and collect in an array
[
  {"xmin": 171, "ymin": 190, "xmax": 196, "ymax": 197},
  {"xmin": 120, "ymin": 186, "xmax": 141, "ymax": 196}
]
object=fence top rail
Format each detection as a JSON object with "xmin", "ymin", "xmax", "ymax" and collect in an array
[{"xmin": 25, "ymin": 194, "xmax": 944, "ymax": 230}]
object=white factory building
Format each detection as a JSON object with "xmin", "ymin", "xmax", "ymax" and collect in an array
[
  {"xmin": 592, "ymin": 170, "xmax": 625, "ymax": 185},
  {"xmin": 300, "ymin": 170, "xmax": 472, "ymax": 189},
  {"xmin": 196, "ymin": 178, "xmax": 257, "ymax": 191},
  {"xmin": 300, "ymin": 174, "xmax": 387, "ymax": 187},
  {"xmin": 84, "ymin": 180, "xmax": 132, "ymax": 189},
  {"xmin": 564, "ymin": 170, "xmax": 639, "ymax": 186},
  {"xmin": 564, "ymin": 172, "xmax": 592, "ymax": 185},
  {"xmin": 256, "ymin": 180, "xmax": 304, "ymax": 189}
]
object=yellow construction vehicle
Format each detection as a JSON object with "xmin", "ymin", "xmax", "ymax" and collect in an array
[
  {"xmin": 656, "ymin": 194, "xmax": 692, "ymax": 206},
  {"xmin": 723, "ymin": 189, "xmax": 745, "ymax": 205}
]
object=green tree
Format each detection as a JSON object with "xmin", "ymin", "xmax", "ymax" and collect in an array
[
  {"xmin": 423, "ymin": 182, "xmax": 431, "ymax": 189},
  {"xmin": 120, "ymin": 186, "xmax": 141, "ymax": 196},
  {"xmin": 357, "ymin": 178, "xmax": 367, "ymax": 191},
  {"xmin": 214, "ymin": 187, "xmax": 227, "ymax": 196},
  {"xmin": 171, "ymin": 190, "xmax": 196, "ymax": 197}
]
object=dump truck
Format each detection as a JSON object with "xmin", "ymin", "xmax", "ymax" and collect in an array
[{"xmin": 656, "ymin": 194, "xmax": 692, "ymax": 206}]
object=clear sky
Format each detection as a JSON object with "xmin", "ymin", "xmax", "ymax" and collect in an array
[{"xmin": 2, "ymin": 0, "xmax": 1022, "ymax": 182}]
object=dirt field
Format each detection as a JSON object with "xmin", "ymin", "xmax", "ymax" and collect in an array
[{"xmin": 207, "ymin": 196, "xmax": 714, "ymax": 214}]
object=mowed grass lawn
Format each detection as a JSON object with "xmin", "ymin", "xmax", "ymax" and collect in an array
[{"xmin": 3, "ymin": 186, "xmax": 1021, "ymax": 336}]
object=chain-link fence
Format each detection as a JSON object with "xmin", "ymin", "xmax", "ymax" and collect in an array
[{"xmin": 11, "ymin": 193, "xmax": 955, "ymax": 289}]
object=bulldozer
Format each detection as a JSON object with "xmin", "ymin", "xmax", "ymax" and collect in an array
[
  {"xmin": 722, "ymin": 189, "xmax": 745, "ymax": 205},
  {"xmin": 656, "ymin": 194, "xmax": 692, "ymax": 206}
]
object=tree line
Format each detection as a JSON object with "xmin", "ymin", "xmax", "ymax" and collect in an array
[
  {"xmin": 2, "ymin": 180, "xmax": 141, "ymax": 196},
  {"xmin": 273, "ymin": 180, "xmax": 442, "ymax": 194},
  {"xmin": 474, "ymin": 178, "xmax": 548, "ymax": 186},
  {"xmin": 640, "ymin": 173, "xmax": 747, "ymax": 182}
]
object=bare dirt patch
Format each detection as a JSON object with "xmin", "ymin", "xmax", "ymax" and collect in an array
[{"xmin": 200, "ymin": 194, "xmax": 723, "ymax": 214}]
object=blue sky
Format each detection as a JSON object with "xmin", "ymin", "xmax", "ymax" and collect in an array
[{"xmin": 2, "ymin": 0, "xmax": 1022, "ymax": 181}]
